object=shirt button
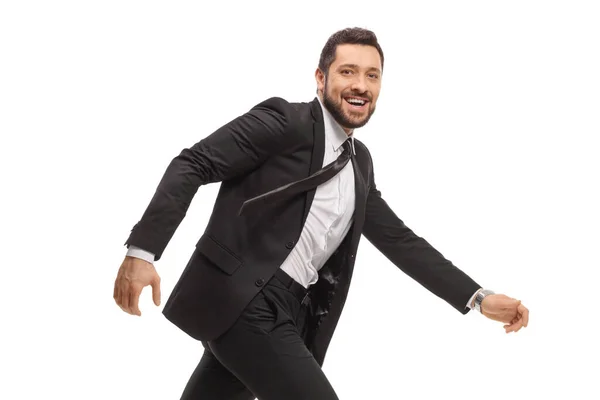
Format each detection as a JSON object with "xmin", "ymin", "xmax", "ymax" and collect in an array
[
  {"xmin": 286, "ymin": 241, "xmax": 295, "ymax": 249},
  {"xmin": 255, "ymin": 278, "xmax": 265, "ymax": 287}
]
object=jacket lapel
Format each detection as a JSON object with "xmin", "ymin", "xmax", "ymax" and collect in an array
[
  {"xmin": 302, "ymin": 98, "xmax": 326, "ymax": 225},
  {"xmin": 349, "ymin": 152, "xmax": 367, "ymax": 244}
]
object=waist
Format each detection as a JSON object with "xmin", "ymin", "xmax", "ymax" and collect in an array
[{"xmin": 272, "ymin": 268, "xmax": 309, "ymax": 304}]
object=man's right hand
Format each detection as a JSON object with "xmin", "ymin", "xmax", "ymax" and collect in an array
[{"xmin": 113, "ymin": 256, "xmax": 161, "ymax": 316}]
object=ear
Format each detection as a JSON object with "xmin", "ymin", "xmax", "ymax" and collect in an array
[{"xmin": 315, "ymin": 68, "xmax": 325, "ymax": 94}]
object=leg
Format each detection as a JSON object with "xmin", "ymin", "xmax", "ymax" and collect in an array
[
  {"xmin": 180, "ymin": 347, "xmax": 255, "ymax": 400},
  {"xmin": 207, "ymin": 287, "xmax": 339, "ymax": 400}
]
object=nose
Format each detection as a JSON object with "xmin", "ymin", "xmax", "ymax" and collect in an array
[{"xmin": 350, "ymin": 75, "xmax": 368, "ymax": 94}]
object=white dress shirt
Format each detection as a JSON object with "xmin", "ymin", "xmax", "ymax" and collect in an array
[{"xmin": 127, "ymin": 98, "xmax": 480, "ymax": 309}]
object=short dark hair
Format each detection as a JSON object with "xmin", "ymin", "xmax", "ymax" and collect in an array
[{"xmin": 318, "ymin": 27, "xmax": 384, "ymax": 76}]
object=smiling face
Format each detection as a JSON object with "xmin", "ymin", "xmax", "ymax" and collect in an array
[{"xmin": 316, "ymin": 44, "xmax": 382, "ymax": 134}]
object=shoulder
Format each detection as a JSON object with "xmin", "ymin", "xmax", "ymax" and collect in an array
[
  {"xmin": 251, "ymin": 96, "xmax": 308, "ymax": 114},
  {"xmin": 252, "ymin": 96, "xmax": 292, "ymax": 110},
  {"xmin": 252, "ymin": 96, "xmax": 314, "ymax": 135},
  {"xmin": 249, "ymin": 97, "xmax": 311, "ymax": 126},
  {"xmin": 244, "ymin": 97, "xmax": 312, "ymax": 148},
  {"xmin": 247, "ymin": 97, "xmax": 292, "ymax": 121}
]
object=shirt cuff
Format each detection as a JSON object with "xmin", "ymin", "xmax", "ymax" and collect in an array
[
  {"xmin": 126, "ymin": 245, "xmax": 155, "ymax": 264},
  {"xmin": 466, "ymin": 288, "xmax": 483, "ymax": 310}
]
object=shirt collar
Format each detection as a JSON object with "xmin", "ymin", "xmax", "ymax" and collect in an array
[{"xmin": 317, "ymin": 96, "xmax": 355, "ymax": 153}]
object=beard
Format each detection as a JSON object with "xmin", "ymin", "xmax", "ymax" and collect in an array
[{"xmin": 322, "ymin": 80, "xmax": 376, "ymax": 130}]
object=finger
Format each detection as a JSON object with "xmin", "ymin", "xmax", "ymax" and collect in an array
[
  {"xmin": 504, "ymin": 320, "xmax": 515, "ymax": 333},
  {"xmin": 513, "ymin": 319, "xmax": 524, "ymax": 332},
  {"xmin": 114, "ymin": 272, "xmax": 123, "ymax": 301},
  {"xmin": 505, "ymin": 318, "xmax": 523, "ymax": 333},
  {"xmin": 114, "ymin": 279, "xmax": 120, "ymax": 303},
  {"xmin": 519, "ymin": 304, "xmax": 529, "ymax": 327},
  {"xmin": 121, "ymin": 284, "xmax": 132, "ymax": 314},
  {"xmin": 151, "ymin": 276, "xmax": 161, "ymax": 306},
  {"xmin": 114, "ymin": 284, "xmax": 122, "ymax": 309},
  {"xmin": 129, "ymin": 285, "xmax": 143, "ymax": 316},
  {"xmin": 114, "ymin": 282, "xmax": 128, "ymax": 313},
  {"xmin": 512, "ymin": 299, "xmax": 522, "ymax": 309}
]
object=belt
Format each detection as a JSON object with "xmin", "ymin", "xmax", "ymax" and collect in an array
[{"xmin": 273, "ymin": 268, "xmax": 309, "ymax": 304}]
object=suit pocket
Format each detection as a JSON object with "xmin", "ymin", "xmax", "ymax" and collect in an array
[
  {"xmin": 240, "ymin": 290, "xmax": 283, "ymax": 335},
  {"xmin": 195, "ymin": 234, "xmax": 243, "ymax": 275}
]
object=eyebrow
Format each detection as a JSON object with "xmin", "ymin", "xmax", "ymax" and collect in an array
[{"xmin": 338, "ymin": 63, "xmax": 381, "ymax": 74}]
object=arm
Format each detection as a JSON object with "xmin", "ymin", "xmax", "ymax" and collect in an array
[
  {"xmin": 361, "ymin": 154, "xmax": 482, "ymax": 315},
  {"xmin": 124, "ymin": 97, "xmax": 297, "ymax": 261}
]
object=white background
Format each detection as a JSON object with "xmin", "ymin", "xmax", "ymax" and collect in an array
[{"xmin": 1, "ymin": 1, "xmax": 599, "ymax": 399}]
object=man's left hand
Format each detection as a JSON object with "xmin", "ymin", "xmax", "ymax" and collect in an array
[{"xmin": 481, "ymin": 294, "xmax": 529, "ymax": 333}]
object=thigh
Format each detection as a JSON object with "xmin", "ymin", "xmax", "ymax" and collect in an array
[
  {"xmin": 180, "ymin": 347, "xmax": 255, "ymax": 400},
  {"xmin": 208, "ymin": 290, "xmax": 339, "ymax": 400}
]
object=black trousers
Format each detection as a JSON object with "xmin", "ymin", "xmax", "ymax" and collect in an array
[{"xmin": 179, "ymin": 269, "xmax": 340, "ymax": 400}]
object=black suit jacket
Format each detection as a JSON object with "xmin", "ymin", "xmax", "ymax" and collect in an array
[{"xmin": 125, "ymin": 97, "xmax": 481, "ymax": 366}]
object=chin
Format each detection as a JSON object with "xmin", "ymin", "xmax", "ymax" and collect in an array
[{"xmin": 348, "ymin": 115, "xmax": 371, "ymax": 129}]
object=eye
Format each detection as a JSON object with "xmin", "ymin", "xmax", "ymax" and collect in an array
[
  {"xmin": 368, "ymin": 73, "xmax": 379, "ymax": 79},
  {"xmin": 341, "ymin": 69, "xmax": 353, "ymax": 75}
]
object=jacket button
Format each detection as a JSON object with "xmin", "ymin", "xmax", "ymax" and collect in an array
[
  {"xmin": 286, "ymin": 241, "xmax": 295, "ymax": 249},
  {"xmin": 255, "ymin": 278, "xmax": 265, "ymax": 287}
]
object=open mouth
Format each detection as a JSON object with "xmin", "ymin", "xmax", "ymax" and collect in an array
[{"xmin": 344, "ymin": 96, "xmax": 368, "ymax": 109}]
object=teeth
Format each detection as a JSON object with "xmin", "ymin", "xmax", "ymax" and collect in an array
[{"xmin": 346, "ymin": 98, "xmax": 365, "ymax": 105}]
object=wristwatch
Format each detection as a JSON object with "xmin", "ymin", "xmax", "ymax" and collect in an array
[{"xmin": 474, "ymin": 289, "xmax": 495, "ymax": 313}]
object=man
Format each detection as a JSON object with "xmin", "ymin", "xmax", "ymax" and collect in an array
[{"xmin": 113, "ymin": 27, "xmax": 529, "ymax": 399}]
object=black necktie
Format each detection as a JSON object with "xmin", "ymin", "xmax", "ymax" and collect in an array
[{"xmin": 238, "ymin": 139, "xmax": 353, "ymax": 216}]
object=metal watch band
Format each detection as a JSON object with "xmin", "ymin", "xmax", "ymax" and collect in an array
[{"xmin": 474, "ymin": 289, "xmax": 495, "ymax": 313}]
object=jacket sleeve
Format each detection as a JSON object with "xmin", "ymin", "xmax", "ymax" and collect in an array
[
  {"xmin": 124, "ymin": 97, "xmax": 296, "ymax": 261},
  {"xmin": 361, "ymin": 149, "xmax": 481, "ymax": 314}
]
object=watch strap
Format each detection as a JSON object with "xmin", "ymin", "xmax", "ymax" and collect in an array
[{"xmin": 474, "ymin": 289, "xmax": 495, "ymax": 313}]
